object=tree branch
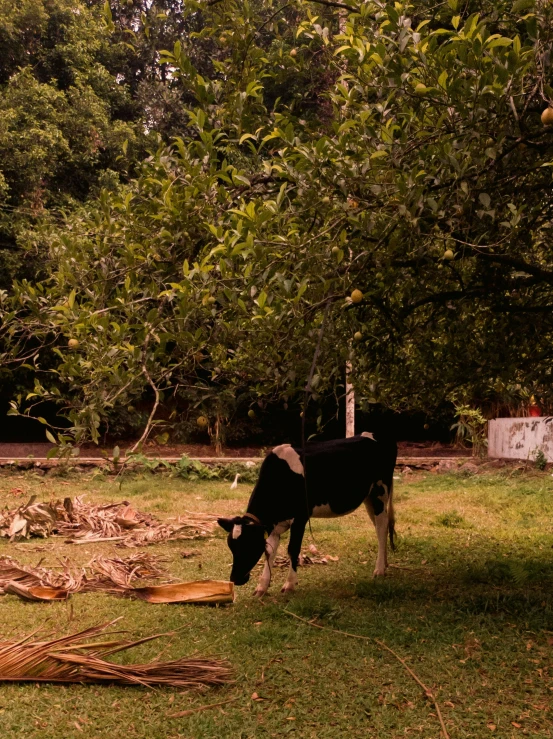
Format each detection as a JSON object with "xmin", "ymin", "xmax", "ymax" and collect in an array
[
  {"xmin": 128, "ymin": 364, "xmax": 160, "ymax": 455},
  {"xmin": 474, "ymin": 251, "xmax": 553, "ymax": 286}
]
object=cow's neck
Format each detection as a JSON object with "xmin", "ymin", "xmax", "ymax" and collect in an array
[{"xmin": 247, "ymin": 491, "xmax": 280, "ymax": 532}]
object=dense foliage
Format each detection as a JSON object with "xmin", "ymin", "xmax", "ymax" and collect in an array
[{"xmin": 2, "ymin": 0, "xmax": 553, "ymax": 447}]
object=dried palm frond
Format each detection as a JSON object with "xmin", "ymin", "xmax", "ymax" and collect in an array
[
  {"xmin": 0, "ymin": 496, "xmax": 218, "ymax": 546},
  {"xmin": 133, "ymin": 581, "xmax": 234, "ymax": 604},
  {"xmin": 83, "ymin": 554, "xmax": 169, "ymax": 592},
  {"xmin": 4, "ymin": 582, "xmax": 69, "ymax": 601},
  {"xmin": 0, "ymin": 556, "xmax": 44, "ymax": 594},
  {"xmin": 0, "ymin": 553, "xmax": 168, "ymax": 598},
  {"xmin": 0, "ymin": 620, "xmax": 233, "ymax": 688}
]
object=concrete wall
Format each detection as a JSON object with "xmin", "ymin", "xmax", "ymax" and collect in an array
[{"xmin": 488, "ymin": 417, "xmax": 553, "ymax": 461}]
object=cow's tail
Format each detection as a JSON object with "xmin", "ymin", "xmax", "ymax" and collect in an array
[{"xmin": 388, "ymin": 480, "xmax": 396, "ymax": 551}]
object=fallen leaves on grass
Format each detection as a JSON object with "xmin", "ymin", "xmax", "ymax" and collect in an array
[
  {"xmin": 271, "ymin": 551, "xmax": 339, "ymax": 568},
  {"xmin": 0, "ymin": 495, "xmax": 218, "ymax": 546},
  {"xmin": 181, "ymin": 550, "xmax": 201, "ymax": 559},
  {"xmin": 0, "ymin": 619, "xmax": 233, "ymax": 689}
]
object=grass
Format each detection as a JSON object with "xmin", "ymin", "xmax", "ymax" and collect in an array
[{"xmin": 0, "ymin": 466, "xmax": 552, "ymax": 738}]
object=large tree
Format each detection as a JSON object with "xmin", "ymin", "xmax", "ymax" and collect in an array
[{"xmin": 2, "ymin": 0, "xmax": 553, "ymax": 447}]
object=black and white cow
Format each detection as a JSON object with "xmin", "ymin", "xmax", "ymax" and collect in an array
[{"xmin": 218, "ymin": 432, "xmax": 397, "ymax": 596}]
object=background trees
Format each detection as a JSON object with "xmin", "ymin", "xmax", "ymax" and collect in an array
[{"xmin": 2, "ymin": 0, "xmax": 553, "ymax": 448}]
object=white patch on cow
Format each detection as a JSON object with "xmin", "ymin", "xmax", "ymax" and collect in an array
[
  {"xmin": 364, "ymin": 482, "xmax": 390, "ymax": 577},
  {"xmin": 373, "ymin": 511, "xmax": 388, "ymax": 576},
  {"xmin": 273, "ymin": 444, "xmax": 304, "ymax": 476},
  {"xmin": 361, "ymin": 431, "xmax": 376, "ymax": 441},
  {"xmin": 312, "ymin": 503, "xmax": 357, "ymax": 518},
  {"xmin": 232, "ymin": 524, "xmax": 242, "ymax": 539},
  {"xmin": 377, "ymin": 480, "xmax": 389, "ymax": 497},
  {"xmin": 311, "ymin": 503, "xmax": 338, "ymax": 518},
  {"xmin": 254, "ymin": 519, "xmax": 292, "ymax": 597}
]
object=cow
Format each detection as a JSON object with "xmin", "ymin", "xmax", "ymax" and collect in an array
[{"xmin": 218, "ymin": 432, "xmax": 397, "ymax": 596}]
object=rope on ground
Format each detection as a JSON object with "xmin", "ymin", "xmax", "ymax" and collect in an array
[{"xmin": 284, "ymin": 609, "xmax": 451, "ymax": 739}]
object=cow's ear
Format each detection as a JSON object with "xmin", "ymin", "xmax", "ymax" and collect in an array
[{"xmin": 218, "ymin": 517, "xmax": 236, "ymax": 532}]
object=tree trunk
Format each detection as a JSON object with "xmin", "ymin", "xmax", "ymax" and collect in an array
[{"xmin": 345, "ymin": 361, "xmax": 355, "ymax": 438}]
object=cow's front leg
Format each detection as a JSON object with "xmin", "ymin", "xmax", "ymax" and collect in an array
[
  {"xmin": 282, "ymin": 519, "xmax": 306, "ymax": 593},
  {"xmin": 254, "ymin": 521, "xmax": 289, "ymax": 597},
  {"xmin": 364, "ymin": 481, "xmax": 390, "ymax": 577}
]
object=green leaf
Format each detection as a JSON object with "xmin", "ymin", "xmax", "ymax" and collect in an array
[{"xmin": 512, "ymin": 0, "xmax": 534, "ymax": 12}]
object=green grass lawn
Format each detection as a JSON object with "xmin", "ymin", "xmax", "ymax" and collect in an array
[{"xmin": 1, "ymin": 467, "xmax": 552, "ymax": 738}]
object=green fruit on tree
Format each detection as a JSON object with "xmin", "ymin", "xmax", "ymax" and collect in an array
[
  {"xmin": 351, "ymin": 289, "xmax": 363, "ymax": 303},
  {"xmin": 443, "ymin": 249, "xmax": 454, "ymax": 260},
  {"xmin": 541, "ymin": 108, "xmax": 553, "ymax": 126},
  {"xmin": 68, "ymin": 338, "xmax": 79, "ymax": 349},
  {"xmin": 207, "ymin": 296, "xmax": 216, "ymax": 304},
  {"xmin": 331, "ymin": 246, "xmax": 340, "ymax": 255},
  {"xmin": 322, "ymin": 196, "xmax": 330, "ymax": 204},
  {"xmin": 354, "ymin": 331, "xmax": 363, "ymax": 341},
  {"xmin": 414, "ymin": 83, "xmax": 428, "ymax": 95},
  {"xmin": 248, "ymin": 409, "xmax": 256, "ymax": 419},
  {"xmin": 290, "ymin": 48, "xmax": 297, "ymax": 57},
  {"xmin": 196, "ymin": 416, "xmax": 208, "ymax": 428}
]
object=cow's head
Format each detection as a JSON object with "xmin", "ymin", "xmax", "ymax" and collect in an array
[{"xmin": 218, "ymin": 515, "xmax": 266, "ymax": 585}]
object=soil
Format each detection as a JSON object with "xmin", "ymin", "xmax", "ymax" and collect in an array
[{"xmin": 0, "ymin": 439, "xmax": 469, "ymax": 459}]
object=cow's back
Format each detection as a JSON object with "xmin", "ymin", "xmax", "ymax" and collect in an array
[
  {"xmin": 297, "ymin": 435, "xmax": 396, "ymax": 513},
  {"xmin": 247, "ymin": 434, "xmax": 397, "ymax": 523}
]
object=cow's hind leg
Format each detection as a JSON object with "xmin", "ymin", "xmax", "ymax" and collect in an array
[
  {"xmin": 282, "ymin": 518, "xmax": 306, "ymax": 593},
  {"xmin": 254, "ymin": 521, "xmax": 289, "ymax": 597},
  {"xmin": 364, "ymin": 480, "xmax": 391, "ymax": 577}
]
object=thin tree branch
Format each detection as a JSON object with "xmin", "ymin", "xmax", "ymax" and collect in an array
[
  {"xmin": 474, "ymin": 250, "xmax": 553, "ymax": 285},
  {"xmin": 128, "ymin": 364, "xmax": 160, "ymax": 455},
  {"xmin": 284, "ymin": 610, "xmax": 451, "ymax": 739}
]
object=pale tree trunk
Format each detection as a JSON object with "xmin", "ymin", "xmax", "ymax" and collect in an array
[
  {"xmin": 345, "ymin": 361, "xmax": 355, "ymax": 438},
  {"xmin": 340, "ymin": 7, "xmax": 353, "ymax": 439}
]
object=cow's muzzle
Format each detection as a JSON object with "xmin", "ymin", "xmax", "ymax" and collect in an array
[{"xmin": 230, "ymin": 571, "xmax": 250, "ymax": 586}]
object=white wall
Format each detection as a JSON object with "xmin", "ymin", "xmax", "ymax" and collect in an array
[{"xmin": 488, "ymin": 417, "xmax": 553, "ymax": 461}]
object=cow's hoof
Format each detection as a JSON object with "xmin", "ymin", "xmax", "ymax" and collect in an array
[
  {"xmin": 253, "ymin": 587, "xmax": 268, "ymax": 598},
  {"xmin": 281, "ymin": 583, "xmax": 296, "ymax": 594},
  {"xmin": 373, "ymin": 568, "xmax": 386, "ymax": 578}
]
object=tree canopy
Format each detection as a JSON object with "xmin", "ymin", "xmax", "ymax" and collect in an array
[{"xmin": 2, "ymin": 0, "xmax": 553, "ymax": 448}]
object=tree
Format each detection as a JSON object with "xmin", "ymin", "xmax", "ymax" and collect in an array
[
  {"xmin": 3, "ymin": 0, "xmax": 553, "ymax": 447},
  {"xmin": 0, "ymin": 0, "xmax": 140, "ymax": 290}
]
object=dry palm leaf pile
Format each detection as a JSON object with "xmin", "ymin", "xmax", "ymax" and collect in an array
[
  {"xmin": 0, "ymin": 555, "xmax": 235, "ymax": 604},
  {"xmin": 0, "ymin": 495, "xmax": 218, "ymax": 546},
  {"xmin": 0, "ymin": 553, "xmax": 169, "ymax": 599},
  {"xmin": 0, "ymin": 620, "xmax": 233, "ymax": 688}
]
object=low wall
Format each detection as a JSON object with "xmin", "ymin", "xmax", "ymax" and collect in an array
[{"xmin": 488, "ymin": 417, "xmax": 553, "ymax": 461}]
